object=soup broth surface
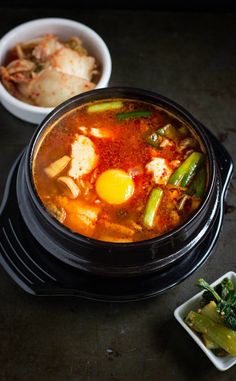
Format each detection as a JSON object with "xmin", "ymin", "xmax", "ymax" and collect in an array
[{"xmin": 33, "ymin": 99, "xmax": 207, "ymax": 242}]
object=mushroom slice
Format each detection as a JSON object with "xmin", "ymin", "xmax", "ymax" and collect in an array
[
  {"xmin": 57, "ymin": 176, "xmax": 80, "ymax": 199},
  {"xmin": 44, "ymin": 155, "xmax": 71, "ymax": 178},
  {"xmin": 177, "ymin": 194, "xmax": 192, "ymax": 211}
]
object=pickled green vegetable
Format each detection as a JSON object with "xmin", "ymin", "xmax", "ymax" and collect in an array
[
  {"xmin": 197, "ymin": 278, "xmax": 236, "ymax": 330},
  {"xmin": 185, "ymin": 311, "xmax": 236, "ymax": 356},
  {"xmin": 202, "ymin": 333, "xmax": 220, "ymax": 350},
  {"xmin": 201, "ymin": 301, "xmax": 223, "ymax": 324}
]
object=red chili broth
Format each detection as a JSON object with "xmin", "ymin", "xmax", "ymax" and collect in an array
[{"xmin": 33, "ymin": 99, "xmax": 206, "ymax": 242}]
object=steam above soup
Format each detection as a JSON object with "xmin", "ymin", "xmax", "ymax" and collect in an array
[{"xmin": 32, "ymin": 99, "xmax": 207, "ymax": 243}]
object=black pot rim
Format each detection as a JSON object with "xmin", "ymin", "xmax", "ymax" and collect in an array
[{"xmin": 25, "ymin": 86, "xmax": 216, "ymax": 249}]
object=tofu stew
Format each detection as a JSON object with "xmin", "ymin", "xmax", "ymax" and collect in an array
[{"xmin": 32, "ymin": 99, "xmax": 207, "ymax": 243}]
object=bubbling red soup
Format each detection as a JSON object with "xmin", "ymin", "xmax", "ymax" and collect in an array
[{"xmin": 32, "ymin": 99, "xmax": 207, "ymax": 243}]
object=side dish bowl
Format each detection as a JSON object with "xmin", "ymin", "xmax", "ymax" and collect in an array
[
  {"xmin": 0, "ymin": 18, "xmax": 112, "ymax": 124},
  {"xmin": 174, "ymin": 271, "xmax": 236, "ymax": 371},
  {"xmin": 15, "ymin": 87, "xmax": 223, "ymax": 277}
]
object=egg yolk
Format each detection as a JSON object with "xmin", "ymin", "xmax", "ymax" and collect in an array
[{"xmin": 95, "ymin": 169, "xmax": 135, "ymax": 205}]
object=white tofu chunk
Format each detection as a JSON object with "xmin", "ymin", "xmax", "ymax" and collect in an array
[
  {"xmin": 146, "ymin": 157, "xmax": 172, "ymax": 185},
  {"xmin": 56, "ymin": 196, "xmax": 100, "ymax": 236},
  {"xmin": 68, "ymin": 134, "xmax": 98, "ymax": 179}
]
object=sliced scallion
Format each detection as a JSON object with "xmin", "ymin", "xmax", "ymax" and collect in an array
[
  {"xmin": 87, "ymin": 101, "xmax": 123, "ymax": 113},
  {"xmin": 168, "ymin": 152, "xmax": 205, "ymax": 188},
  {"xmin": 143, "ymin": 187, "xmax": 163, "ymax": 228},
  {"xmin": 116, "ymin": 110, "xmax": 151, "ymax": 121}
]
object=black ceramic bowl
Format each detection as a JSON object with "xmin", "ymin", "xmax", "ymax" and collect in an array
[{"xmin": 16, "ymin": 87, "xmax": 223, "ymax": 279}]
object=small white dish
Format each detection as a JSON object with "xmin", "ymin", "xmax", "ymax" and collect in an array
[
  {"xmin": 0, "ymin": 18, "xmax": 112, "ymax": 124},
  {"xmin": 174, "ymin": 271, "xmax": 236, "ymax": 371}
]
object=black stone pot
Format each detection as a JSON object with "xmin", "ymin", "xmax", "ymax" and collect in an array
[{"xmin": 0, "ymin": 87, "xmax": 233, "ymax": 300}]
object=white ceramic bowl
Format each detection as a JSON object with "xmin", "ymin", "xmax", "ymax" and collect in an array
[
  {"xmin": 174, "ymin": 271, "xmax": 236, "ymax": 371},
  {"xmin": 0, "ymin": 18, "xmax": 112, "ymax": 124}
]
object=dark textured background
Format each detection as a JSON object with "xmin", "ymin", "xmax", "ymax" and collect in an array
[
  {"xmin": 1, "ymin": 1, "xmax": 236, "ymax": 10},
  {"xmin": 0, "ymin": 7, "xmax": 236, "ymax": 381}
]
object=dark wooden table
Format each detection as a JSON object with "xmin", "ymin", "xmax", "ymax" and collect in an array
[{"xmin": 0, "ymin": 7, "xmax": 236, "ymax": 381}]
